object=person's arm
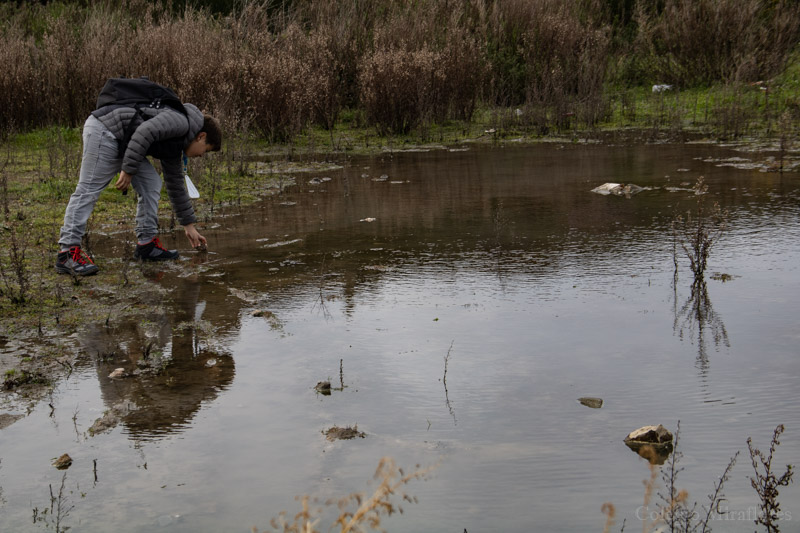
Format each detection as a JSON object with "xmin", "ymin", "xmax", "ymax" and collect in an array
[
  {"xmin": 121, "ymin": 109, "xmax": 188, "ymax": 178},
  {"xmin": 161, "ymin": 156, "xmax": 206, "ymax": 248}
]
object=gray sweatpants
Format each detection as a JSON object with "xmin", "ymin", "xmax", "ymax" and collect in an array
[{"xmin": 59, "ymin": 115, "xmax": 164, "ymax": 249}]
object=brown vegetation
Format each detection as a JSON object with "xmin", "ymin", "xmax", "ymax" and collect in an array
[
  {"xmin": 264, "ymin": 457, "xmax": 434, "ymax": 533},
  {"xmin": 0, "ymin": 0, "xmax": 798, "ymax": 138},
  {"xmin": 635, "ymin": 0, "xmax": 800, "ymax": 86}
]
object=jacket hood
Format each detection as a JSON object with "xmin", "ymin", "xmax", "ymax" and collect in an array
[{"xmin": 183, "ymin": 103, "xmax": 204, "ymax": 147}]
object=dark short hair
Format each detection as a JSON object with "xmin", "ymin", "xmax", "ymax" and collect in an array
[{"xmin": 201, "ymin": 114, "xmax": 222, "ymax": 151}]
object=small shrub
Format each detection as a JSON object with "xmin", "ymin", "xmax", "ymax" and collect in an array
[
  {"xmin": 359, "ymin": 44, "xmax": 445, "ymax": 135},
  {"xmin": 0, "ymin": 169, "xmax": 31, "ymax": 305},
  {"xmin": 672, "ymin": 177, "xmax": 727, "ymax": 283},
  {"xmin": 242, "ymin": 25, "xmax": 324, "ymax": 142},
  {"xmin": 747, "ymin": 424, "xmax": 794, "ymax": 533}
]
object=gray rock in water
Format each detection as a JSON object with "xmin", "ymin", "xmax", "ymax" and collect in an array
[
  {"xmin": 578, "ymin": 397, "xmax": 603, "ymax": 409},
  {"xmin": 624, "ymin": 425, "xmax": 674, "ymax": 464},
  {"xmin": 624, "ymin": 424, "xmax": 673, "ymax": 444}
]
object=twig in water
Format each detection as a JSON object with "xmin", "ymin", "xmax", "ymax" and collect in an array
[
  {"xmin": 44, "ymin": 472, "xmax": 74, "ymax": 533},
  {"xmin": 72, "ymin": 405, "xmax": 80, "ymax": 442},
  {"xmin": 442, "ymin": 341, "xmax": 456, "ymax": 425},
  {"xmin": 312, "ymin": 254, "xmax": 332, "ymax": 320},
  {"xmin": 443, "ymin": 340, "xmax": 453, "ymax": 387}
]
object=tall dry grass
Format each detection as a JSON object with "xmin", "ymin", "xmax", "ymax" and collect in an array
[
  {"xmin": 358, "ymin": 3, "xmax": 486, "ymax": 134},
  {"xmin": 635, "ymin": 0, "xmax": 800, "ymax": 86},
  {"xmin": 0, "ymin": 0, "xmax": 798, "ymax": 138}
]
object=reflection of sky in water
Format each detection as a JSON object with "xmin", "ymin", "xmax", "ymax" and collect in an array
[{"xmin": 1, "ymin": 145, "xmax": 799, "ymax": 532}]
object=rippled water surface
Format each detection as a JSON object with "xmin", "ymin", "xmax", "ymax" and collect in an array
[{"xmin": 2, "ymin": 144, "xmax": 799, "ymax": 532}]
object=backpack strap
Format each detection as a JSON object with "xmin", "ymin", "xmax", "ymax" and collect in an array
[{"xmin": 117, "ymin": 105, "xmax": 146, "ymax": 159}]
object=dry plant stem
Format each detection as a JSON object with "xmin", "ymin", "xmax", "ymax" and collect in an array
[
  {"xmin": 659, "ymin": 420, "xmax": 687, "ymax": 533},
  {"xmin": 442, "ymin": 341, "xmax": 457, "ymax": 424},
  {"xmin": 336, "ymin": 458, "xmax": 434, "ymax": 533},
  {"xmin": 747, "ymin": 424, "xmax": 794, "ymax": 533},
  {"xmin": 264, "ymin": 458, "xmax": 432, "ymax": 533},
  {"xmin": 49, "ymin": 472, "xmax": 74, "ymax": 533},
  {"xmin": 699, "ymin": 451, "xmax": 738, "ymax": 533},
  {"xmin": 641, "ymin": 461, "xmax": 660, "ymax": 533},
  {"xmin": 443, "ymin": 340, "xmax": 453, "ymax": 386},
  {"xmin": 601, "ymin": 502, "xmax": 615, "ymax": 533},
  {"xmin": 0, "ymin": 170, "xmax": 31, "ymax": 304},
  {"xmin": 650, "ymin": 420, "xmax": 739, "ymax": 533},
  {"xmin": 673, "ymin": 177, "xmax": 727, "ymax": 284}
]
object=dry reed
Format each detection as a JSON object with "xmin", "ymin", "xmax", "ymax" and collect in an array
[
  {"xmin": 0, "ymin": 0, "xmax": 798, "ymax": 137},
  {"xmin": 263, "ymin": 457, "xmax": 434, "ymax": 533}
]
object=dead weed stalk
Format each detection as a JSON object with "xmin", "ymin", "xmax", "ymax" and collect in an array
[
  {"xmin": 263, "ymin": 457, "xmax": 434, "ymax": 533},
  {"xmin": 747, "ymin": 424, "xmax": 794, "ymax": 533},
  {"xmin": 672, "ymin": 177, "xmax": 727, "ymax": 283},
  {"xmin": 0, "ymin": 163, "xmax": 31, "ymax": 305}
]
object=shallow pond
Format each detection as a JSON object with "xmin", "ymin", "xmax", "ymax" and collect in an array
[{"xmin": 2, "ymin": 143, "xmax": 799, "ymax": 532}]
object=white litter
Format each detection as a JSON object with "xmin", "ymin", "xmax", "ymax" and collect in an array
[
  {"xmin": 184, "ymin": 175, "xmax": 200, "ymax": 198},
  {"xmin": 591, "ymin": 183, "xmax": 622, "ymax": 195},
  {"xmin": 591, "ymin": 183, "xmax": 646, "ymax": 197}
]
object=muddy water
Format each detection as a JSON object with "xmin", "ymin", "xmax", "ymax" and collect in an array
[{"xmin": 2, "ymin": 144, "xmax": 800, "ymax": 532}]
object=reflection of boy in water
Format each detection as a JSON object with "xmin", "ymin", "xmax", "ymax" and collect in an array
[{"xmin": 91, "ymin": 278, "xmax": 235, "ymax": 438}]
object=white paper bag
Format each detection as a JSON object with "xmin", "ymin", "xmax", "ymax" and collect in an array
[{"xmin": 185, "ymin": 174, "xmax": 200, "ymax": 199}]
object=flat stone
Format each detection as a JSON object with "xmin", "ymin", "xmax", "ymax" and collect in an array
[
  {"xmin": 324, "ymin": 425, "xmax": 365, "ymax": 441},
  {"xmin": 578, "ymin": 397, "xmax": 603, "ymax": 409}
]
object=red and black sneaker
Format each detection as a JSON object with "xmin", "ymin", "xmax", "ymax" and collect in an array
[
  {"xmin": 55, "ymin": 246, "xmax": 99, "ymax": 276},
  {"xmin": 134, "ymin": 237, "xmax": 179, "ymax": 261}
]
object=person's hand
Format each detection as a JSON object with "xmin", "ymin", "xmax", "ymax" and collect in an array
[
  {"xmin": 184, "ymin": 223, "xmax": 207, "ymax": 250},
  {"xmin": 115, "ymin": 170, "xmax": 132, "ymax": 192}
]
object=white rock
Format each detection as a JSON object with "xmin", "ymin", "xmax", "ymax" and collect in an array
[
  {"xmin": 591, "ymin": 182, "xmax": 622, "ymax": 195},
  {"xmin": 624, "ymin": 424, "xmax": 673, "ymax": 444}
]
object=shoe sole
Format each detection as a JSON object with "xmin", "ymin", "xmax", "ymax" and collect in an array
[
  {"xmin": 134, "ymin": 254, "xmax": 180, "ymax": 262},
  {"xmin": 55, "ymin": 265, "xmax": 99, "ymax": 276}
]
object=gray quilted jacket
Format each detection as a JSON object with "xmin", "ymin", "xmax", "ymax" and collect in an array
[{"xmin": 95, "ymin": 103, "xmax": 204, "ymax": 226}]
